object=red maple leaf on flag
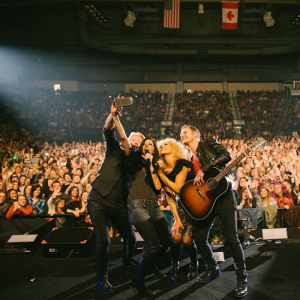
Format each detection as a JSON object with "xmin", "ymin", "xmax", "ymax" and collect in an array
[{"xmin": 227, "ymin": 11, "xmax": 235, "ymax": 21}]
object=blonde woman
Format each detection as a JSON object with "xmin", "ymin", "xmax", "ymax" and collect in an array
[
  {"xmin": 257, "ymin": 186, "xmax": 278, "ymax": 229},
  {"xmin": 257, "ymin": 187, "xmax": 277, "ymax": 208},
  {"xmin": 157, "ymin": 138, "xmax": 198, "ymax": 282}
]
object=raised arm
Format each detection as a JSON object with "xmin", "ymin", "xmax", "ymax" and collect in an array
[
  {"xmin": 111, "ymin": 100, "xmax": 131, "ymax": 156},
  {"xmin": 158, "ymin": 166, "xmax": 190, "ymax": 194},
  {"xmin": 104, "ymin": 110, "xmax": 115, "ymax": 131}
]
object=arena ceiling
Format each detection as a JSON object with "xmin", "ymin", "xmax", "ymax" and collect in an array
[{"xmin": 0, "ymin": 0, "xmax": 300, "ymax": 83}]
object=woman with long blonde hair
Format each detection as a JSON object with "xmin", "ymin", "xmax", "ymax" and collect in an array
[
  {"xmin": 257, "ymin": 186, "xmax": 277, "ymax": 208},
  {"xmin": 156, "ymin": 138, "xmax": 198, "ymax": 282}
]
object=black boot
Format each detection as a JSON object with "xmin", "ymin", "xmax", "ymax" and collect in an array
[
  {"xmin": 170, "ymin": 262, "xmax": 180, "ymax": 282},
  {"xmin": 170, "ymin": 243, "xmax": 182, "ymax": 282},
  {"xmin": 134, "ymin": 250, "xmax": 158, "ymax": 295},
  {"xmin": 187, "ymin": 262, "xmax": 199, "ymax": 281},
  {"xmin": 184, "ymin": 241, "xmax": 198, "ymax": 281}
]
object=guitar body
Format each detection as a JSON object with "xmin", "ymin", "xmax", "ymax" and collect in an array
[{"xmin": 179, "ymin": 167, "xmax": 231, "ymax": 221}]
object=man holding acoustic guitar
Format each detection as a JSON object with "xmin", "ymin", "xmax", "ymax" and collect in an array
[{"xmin": 180, "ymin": 125, "xmax": 248, "ymax": 298}]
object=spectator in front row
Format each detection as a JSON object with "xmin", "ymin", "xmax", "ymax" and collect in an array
[
  {"xmin": 6, "ymin": 193, "xmax": 33, "ymax": 219},
  {"xmin": 52, "ymin": 198, "xmax": 67, "ymax": 228},
  {"xmin": 237, "ymin": 188, "xmax": 253, "ymax": 209},
  {"xmin": 257, "ymin": 186, "xmax": 278, "ymax": 229},
  {"xmin": 257, "ymin": 187, "xmax": 277, "ymax": 208},
  {"xmin": 0, "ymin": 191, "xmax": 10, "ymax": 217},
  {"xmin": 28, "ymin": 185, "xmax": 46, "ymax": 214},
  {"xmin": 6, "ymin": 189, "xmax": 18, "ymax": 206},
  {"xmin": 277, "ymin": 183, "xmax": 294, "ymax": 209}
]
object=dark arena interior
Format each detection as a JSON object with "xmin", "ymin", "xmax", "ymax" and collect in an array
[{"xmin": 1, "ymin": 1, "xmax": 300, "ymax": 300}]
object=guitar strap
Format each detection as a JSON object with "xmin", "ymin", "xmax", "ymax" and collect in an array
[{"xmin": 192, "ymin": 152, "xmax": 201, "ymax": 174}]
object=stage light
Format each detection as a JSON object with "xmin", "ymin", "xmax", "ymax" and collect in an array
[
  {"xmin": 198, "ymin": 4, "xmax": 204, "ymax": 14},
  {"xmin": 263, "ymin": 12, "xmax": 275, "ymax": 27},
  {"xmin": 124, "ymin": 11, "xmax": 136, "ymax": 27},
  {"xmin": 84, "ymin": 4, "xmax": 107, "ymax": 25},
  {"xmin": 291, "ymin": 13, "xmax": 300, "ymax": 27}
]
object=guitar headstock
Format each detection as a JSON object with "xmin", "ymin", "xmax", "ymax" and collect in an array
[{"xmin": 246, "ymin": 137, "xmax": 266, "ymax": 153}]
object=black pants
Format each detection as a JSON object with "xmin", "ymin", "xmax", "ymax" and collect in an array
[
  {"xmin": 128, "ymin": 199, "xmax": 171, "ymax": 281},
  {"xmin": 87, "ymin": 200, "xmax": 136, "ymax": 280},
  {"xmin": 193, "ymin": 191, "xmax": 247, "ymax": 282}
]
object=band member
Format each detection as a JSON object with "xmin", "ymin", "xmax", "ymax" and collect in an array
[
  {"xmin": 87, "ymin": 101, "xmax": 144, "ymax": 294},
  {"xmin": 157, "ymin": 138, "xmax": 198, "ymax": 282},
  {"xmin": 180, "ymin": 125, "xmax": 248, "ymax": 298},
  {"xmin": 112, "ymin": 103, "xmax": 171, "ymax": 297}
]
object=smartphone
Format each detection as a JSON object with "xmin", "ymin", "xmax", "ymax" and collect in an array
[{"xmin": 115, "ymin": 97, "xmax": 133, "ymax": 108}]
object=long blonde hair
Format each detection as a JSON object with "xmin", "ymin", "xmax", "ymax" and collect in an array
[{"xmin": 157, "ymin": 138, "xmax": 190, "ymax": 164}]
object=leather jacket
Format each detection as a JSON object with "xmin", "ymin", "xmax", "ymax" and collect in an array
[{"xmin": 196, "ymin": 137, "xmax": 231, "ymax": 173}]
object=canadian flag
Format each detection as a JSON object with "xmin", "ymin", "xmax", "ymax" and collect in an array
[{"xmin": 222, "ymin": 1, "xmax": 239, "ymax": 30}]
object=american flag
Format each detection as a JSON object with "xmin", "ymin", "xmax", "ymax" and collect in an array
[{"xmin": 163, "ymin": 0, "xmax": 181, "ymax": 29}]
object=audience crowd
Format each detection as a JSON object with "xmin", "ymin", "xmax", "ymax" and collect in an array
[
  {"xmin": 236, "ymin": 90, "xmax": 286, "ymax": 139},
  {"xmin": 1, "ymin": 87, "xmax": 300, "ymax": 234},
  {"xmin": 0, "ymin": 87, "xmax": 168, "ymax": 142},
  {"xmin": 172, "ymin": 90, "xmax": 234, "ymax": 139},
  {"xmin": 282, "ymin": 96, "xmax": 300, "ymax": 136}
]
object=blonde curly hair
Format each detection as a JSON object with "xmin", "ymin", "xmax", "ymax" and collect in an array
[{"xmin": 157, "ymin": 138, "xmax": 191, "ymax": 163}]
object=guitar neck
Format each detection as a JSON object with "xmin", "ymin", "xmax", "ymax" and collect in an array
[{"xmin": 215, "ymin": 150, "xmax": 249, "ymax": 182}]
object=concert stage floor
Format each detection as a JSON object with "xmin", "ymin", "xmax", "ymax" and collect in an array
[{"xmin": 1, "ymin": 238, "xmax": 299, "ymax": 300}]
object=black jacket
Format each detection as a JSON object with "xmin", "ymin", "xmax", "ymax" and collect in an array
[
  {"xmin": 196, "ymin": 137, "xmax": 231, "ymax": 173},
  {"xmin": 91, "ymin": 127, "xmax": 124, "ymax": 198}
]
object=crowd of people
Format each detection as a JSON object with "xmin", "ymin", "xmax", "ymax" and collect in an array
[
  {"xmin": 282, "ymin": 96, "xmax": 300, "ymax": 136},
  {"xmin": 172, "ymin": 90, "xmax": 234, "ymax": 139},
  {"xmin": 1, "ymin": 88, "xmax": 300, "ymax": 298},
  {"xmin": 1, "ymin": 88, "xmax": 300, "ymax": 227},
  {"xmin": 1, "ymin": 86, "xmax": 299, "ymax": 142},
  {"xmin": 1, "ymin": 130, "xmax": 300, "ymax": 226},
  {"xmin": 236, "ymin": 90, "xmax": 286, "ymax": 139},
  {"xmin": 0, "ymin": 87, "xmax": 168, "ymax": 142}
]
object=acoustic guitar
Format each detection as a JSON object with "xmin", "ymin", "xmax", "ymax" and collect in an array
[{"xmin": 179, "ymin": 137, "xmax": 266, "ymax": 220}]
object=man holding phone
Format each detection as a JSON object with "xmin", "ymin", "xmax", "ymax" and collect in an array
[{"xmin": 87, "ymin": 98, "xmax": 144, "ymax": 294}]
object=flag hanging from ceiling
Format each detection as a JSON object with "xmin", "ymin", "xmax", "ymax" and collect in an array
[
  {"xmin": 222, "ymin": 1, "xmax": 239, "ymax": 30},
  {"xmin": 163, "ymin": 0, "xmax": 181, "ymax": 29}
]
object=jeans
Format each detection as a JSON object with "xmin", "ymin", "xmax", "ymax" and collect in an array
[
  {"xmin": 128, "ymin": 199, "xmax": 171, "ymax": 280},
  {"xmin": 87, "ymin": 200, "xmax": 136, "ymax": 280},
  {"xmin": 193, "ymin": 191, "xmax": 247, "ymax": 281}
]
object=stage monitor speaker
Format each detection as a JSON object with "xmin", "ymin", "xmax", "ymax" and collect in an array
[
  {"xmin": 41, "ymin": 227, "xmax": 94, "ymax": 258},
  {"xmin": 262, "ymin": 228, "xmax": 288, "ymax": 240},
  {"xmin": 7, "ymin": 234, "xmax": 38, "ymax": 252}
]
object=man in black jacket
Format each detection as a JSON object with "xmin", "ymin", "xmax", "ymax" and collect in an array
[
  {"xmin": 87, "ymin": 107, "xmax": 144, "ymax": 294},
  {"xmin": 180, "ymin": 125, "xmax": 247, "ymax": 298}
]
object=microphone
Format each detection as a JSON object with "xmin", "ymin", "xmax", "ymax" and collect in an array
[{"xmin": 145, "ymin": 149, "xmax": 150, "ymax": 165}]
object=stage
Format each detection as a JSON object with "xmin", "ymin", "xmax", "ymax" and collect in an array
[{"xmin": 1, "ymin": 236, "xmax": 299, "ymax": 300}]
